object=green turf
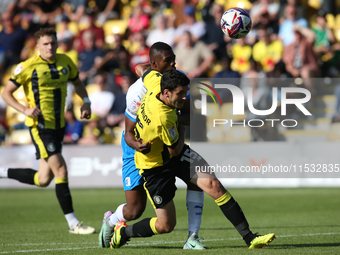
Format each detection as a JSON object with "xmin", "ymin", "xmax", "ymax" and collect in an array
[{"xmin": 0, "ymin": 187, "xmax": 339, "ymax": 254}]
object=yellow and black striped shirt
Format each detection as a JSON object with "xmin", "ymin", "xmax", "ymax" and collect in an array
[
  {"xmin": 10, "ymin": 54, "xmax": 78, "ymax": 129},
  {"xmin": 134, "ymin": 69, "xmax": 179, "ymax": 170}
]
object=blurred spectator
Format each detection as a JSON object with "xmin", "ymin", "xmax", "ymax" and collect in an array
[
  {"xmin": 213, "ymin": 55, "xmax": 241, "ymax": 79},
  {"xmin": 241, "ymin": 67, "xmax": 270, "ymax": 121},
  {"xmin": 320, "ymin": 0, "xmax": 336, "ymax": 16},
  {"xmin": 29, "ymin": 0, "xmax": 63, "ymax": 29},
  {"xmin": 201, "ymin": 3, "xmax": 226, "ymax": 60},
  {"xmin": 171, "ymin": 0, "xmax": 185, "ymax": 27},
  {"xmin": 0, "ymin": 46, "xmax": 5, "ymax": 79},
  {"xmin": 106, "ymin": 71, "xmax": 134, "ymax": 128},
  {"xmin": 240, "ymin": 58, "xmax": 267, "ymax": 90},
  {"xmin": 253, "ymin": 25, "xmax": 283, "ymax": 73},
  {"xmin": 88, "ymin": 73, "xmax": 114, "ymax": 119},
  {"xmin": 74, "ymin": 8, "xmax": 105, "ymax": 53},
  {"xmin": 254, "ymin": 8, "xmax": 279, "ymax": 37},
  {"xmin": 57, "ymin": 37, "xmax": 78, "ymax": 108},
  {"xmin": 89, "ymin": 0, "xmax": 122, "ymax": 25},
  {"xmin": 146, "ymin": 14, "xmax": 176, "ymax": 48},
  {"xmin": 130, "ymin": 32, "xmax": 150, "ymax": 74},
  {"xmin": 269, "ymin": 61, "xmax": 290, "ymax": 79},
  {"xmin": 213, "ymin": 55, "xmax": 241, "ymax": 102},
  {"xmin": 278, "ymin": 4, "xmax": 308, "ymax": 46},
  {"xmin": 11, "ymin": 0, "xmax": 35, "ymax": 31},
  {"xmin": 63, "ymin": 106, "xmax": 83, "ymax": 144},
  {"xmin": 107, "ymin": 49, "xmax": 132, "ymax": 94},
  {"xmin": 230, "ymin": 37, "xmax": 252, "ymax": 74},
  {"xmin": 251, "ymin": 0, "xmax": 280, "ymax": 22},
  {"xmin": 174, "ymin": 5, "xmax": 206, "ymax": 45},
  {"xmin": 56, "ymin": 14, "xmax": 74, "ymax": 42},
  {"xmin": 312, "ymin": 10, "xmax": 336, "ymax": 57},
  {"xmin": 94, "ymin": 33, "xmax": 127, "ymax": 75},
  {"xmin": 251, "ymin": 0, "xmax": 280, "ymax": 34},
  {"xmin": 278, "ymin": 0, "xmax": 306, "ymax": 23},
  {"xmin": 20, "ymin": 35, "xmax": 38, "ymax": 60},
  {"xmin": 0, "ymin": 11, "xmax": 29, "ymax": 71},
  {"xmin": 174, "ymin": 31, "xmax": 214, "ymax": 78},
  {"xmin": 58, "ymin": 37, "xmax": 78, "ymax": 68},
  {"xmin": 0, "ymin": 0, "xmax": 16, "ymax": 16},
  {"xmin": 78, "ymin": 117, "xmax": 103, "ymax": 145},
  {"xmin": 63, "ymin": 0, "xmax": 86, "ymax": 23},
  {"xmin": 137, "ymin": 0, "xmax": 153, "ymax": 16},
  {"xmin": 127, "ymin": 5, "xmax": 150, "ymax": 34},
  {"xmin": 78, "ymin": 30, "xmax": 104, "ymax": 84},
  {"xmin": 282, "ymin": 25, "xmax": 318, "ymax": 90}
]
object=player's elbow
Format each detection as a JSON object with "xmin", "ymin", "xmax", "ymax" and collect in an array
[{"xmin": 169, "ymin": 146, "xmax": 183, "ymax": 157}]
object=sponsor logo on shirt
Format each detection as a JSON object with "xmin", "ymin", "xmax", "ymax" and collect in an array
[
  {"xmin": 130, "ymin": 99, "xmax": 141, "ymax": 112},
  {"xmin": 168, "ymin": 125, "xmax": 176, "ymax": 138},
  {"xmin": 13, "ymin": 64, "xmax": 24, "ymax": 77}
]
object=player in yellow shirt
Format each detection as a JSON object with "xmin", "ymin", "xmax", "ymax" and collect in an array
[
  {"xmin": 99, "ymin": 42, "xmax": 207, "ymax": 250},
  {"xmin": 253, "ymin": 26, "xmax": 283, "ymax": 72},
  {"xmin": 1, "ymin": 28, "xmax": 95, "ymax": 234},
  {"xmin": 109, "ymin": 69, "xmax": 275, "ymax": 250}
]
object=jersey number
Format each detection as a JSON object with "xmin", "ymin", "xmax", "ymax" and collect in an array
[{"xmin": 180, "ymin": 148, "xmax": 202, "ymax": 163}]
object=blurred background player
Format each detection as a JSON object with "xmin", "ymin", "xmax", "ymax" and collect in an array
[{"xmin": 0, "ymin": 28, "xmax": 95, "ymax": 234}]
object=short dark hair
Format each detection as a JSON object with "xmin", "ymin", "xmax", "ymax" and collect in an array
[
  {"xmin": 161, "ymin": 70, "xmax": 190, "ymax": 94},
  {"xmin": 34, "ymin": 27, "xmax": 57, "ymax": 41},
  {"xmin": 149, "ymin": 42, "xmax": 172, "ymax": 59}
]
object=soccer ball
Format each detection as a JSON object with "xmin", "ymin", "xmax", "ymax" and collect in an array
[{"xmin": 220, "ymin": 7, "xmax": 252, "ymax": 39}]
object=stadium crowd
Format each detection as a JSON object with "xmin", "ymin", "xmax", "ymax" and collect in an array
[{"xmin": 0, "ymin": 0, "xmax": 340, "ymax": 145}]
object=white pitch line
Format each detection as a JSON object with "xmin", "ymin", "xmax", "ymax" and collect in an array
[{"xmin": 1, "ymin": 232, "xmax": 339, "ymax": 254}]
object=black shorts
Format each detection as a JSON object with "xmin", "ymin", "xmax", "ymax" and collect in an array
[
  {"xmin": 141, "ymin": 144, "xmax": 209, "ymax": 209},
  {"xmin": 29, "ymin": 127, "xmax": 65, "ymax": 159}
]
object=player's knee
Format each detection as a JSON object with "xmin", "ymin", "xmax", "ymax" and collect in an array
[
  {"xmin": 204, "ymin": 177, "xmax": 221, "ymax": 190},
  {"xmin": 38, "ymin": 177, "xmax": 52, "ymax": 187},
  {"xmin": 157, "ymin": 219, "xmax": 176, "ymax": 234},
  {"xmin": 125, "ymin": 206, "xmax": 144, "ymax": 221}
]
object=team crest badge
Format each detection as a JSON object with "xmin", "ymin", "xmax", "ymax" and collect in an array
[
  {"xmin": 47, "ymin": 143, "xmax": 56, "ymax": 152},
  {"xmin": 61, "ymin": 68, "xmax": 68, "ymax": 75},
  {"xmin": 14, "ymin": 64, "xmax": 24, "ymax": 75},
  {"xmin": 153, "ymin": 195, "xmax": 163, "ymax": 205},
  {"xmin": 168, "ymin": 125, "xmax": 176, "ymax": 138}
]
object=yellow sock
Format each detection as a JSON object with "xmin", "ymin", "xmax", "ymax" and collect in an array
[
  {"xmin": 33, "ymin": 172, "xmax": 41, "ymax": 187},
  {"xmin": 55, "ymin": 177, "xmax": 68, "ymax": 184},
  {"xmin": 215, "ymin": 191, "xmax": 232, "ymax": 206},
  {"xmin": 150, "ymin": 217, "xmax": 160, "ymax": 235}
]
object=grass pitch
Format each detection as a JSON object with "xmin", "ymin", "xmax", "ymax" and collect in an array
[{"xmin": 0, "ymin": 187, "xmax": 339, "ymax": 254}]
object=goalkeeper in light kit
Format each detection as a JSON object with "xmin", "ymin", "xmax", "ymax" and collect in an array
[{"xmin": 109, "ymin": 69, "xmax": 275, "ymax": 249}]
